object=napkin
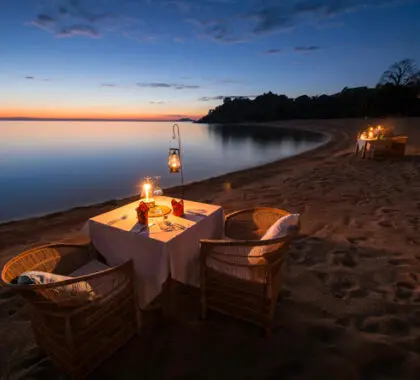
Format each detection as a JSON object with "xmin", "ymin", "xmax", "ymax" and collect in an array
[
  {"xmin": 136, "ymin": 201, "xmax": 149, "ymax": 226},
  {"xmin": 171, "ymin": 199, "xmax": 184, "ymax": 217}
]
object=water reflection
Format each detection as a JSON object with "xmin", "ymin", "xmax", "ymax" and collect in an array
[
  {"xmin": 207, "ymin": 124, "xmax": 324, "ymax": 149},
  {"xmin": 0, "ymin": 121, "xmax": 326, "ymax": 223}
]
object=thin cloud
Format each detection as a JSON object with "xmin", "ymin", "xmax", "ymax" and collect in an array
[
  {"xmin": 264, "ymin": 48, "xmax": 283, "ymax": 55},
  {"xmin": 35, "ymin": 13, "xmax": 55, "ymax": 25},
  {"xmin": 56, "ymin": 25, "xmax": 101, "ymax": 38},
  {"xmin": 101, "ymin": 83, "xmax": 117, "ymax": 87},
  {"xmin": 252, "ymin": 6, "xmax": 295, "ymax": 35},
  {"xmin": 27, "ymin": 1, "xmax": 129, "ymax": 40},
  {"xmin": 294, "ymin": 45, "xmax": 321, "ymax": 52},
  {"xmin": 195, "ymin": 18, "xmax": 252, "ymax": 44},
  {"xmin": 199, "ymin": 96, "xmax": 225, "ymax": 101},
  {"xmin": 122, "ymin": 31, "xmax": 159, "ymax": 43},
  {"xmin": 198, "ymin": 95, "xmax": 256, "ymax": 101},
  {"xmin": 137, "ymin": 82, "xmax": 200, "ymax": 90},
  {"xmin": 29, "ymin": 13, "xmax": 56, "ymax": 31},
  {"xmin": 150, "ymin": 101, "xmax": 166, "ymax": 104},
  {"xmin": 24, "ymin": 76, "xmax": 51, "ymax": 81},
  {"xmin": 205, "ymin": 34, "xmax": 251, "ymax": 44},
  {"xmin": 218, "ymin": 78, "xmax": 244, "ymax": 84},
  {"xmin": 191, "ymin": 0, "xmax": 402, "ymax": 42},
  {"xmin": 175, "ymin": 84, "xmax": 200, "ymax": 89},
  {"xmin": 250, "ymin": 0, "xmax": 399, "ymax": 35},
  {"xmin": 26, "ymin": 0, "xmax": 406, "ymax": 44}
]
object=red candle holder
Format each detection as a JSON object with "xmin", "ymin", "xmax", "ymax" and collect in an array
[
  {"xmin": 171, "ymin": 199, "xmax": 184, "ymax": 217},
  {"xmin": 136, "ymin": 201, "xmax": 149, "ymax": 226}
]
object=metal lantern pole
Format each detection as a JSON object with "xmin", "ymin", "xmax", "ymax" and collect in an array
[{"xmin": 172, "ymin": 123, "xmax": 184, "ymax": 195}]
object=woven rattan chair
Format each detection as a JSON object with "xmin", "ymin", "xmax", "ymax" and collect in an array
[
  {"xmin": 200, "ymin": 208, "xmax": 299, "ymax": 336},
  {"xmin": 1, "ymin": 243, "xmax": 140, "ymax": 378}
]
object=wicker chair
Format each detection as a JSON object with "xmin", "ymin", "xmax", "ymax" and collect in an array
[
  {"xmin": 200, "ymin": 208, "xmax": 299, "ymax": 336},
  {"xmin": 1, "ymin": 243, "xmax": 140, "ymax": 378}
]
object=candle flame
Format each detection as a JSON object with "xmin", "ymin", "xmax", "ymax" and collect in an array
[{"xmin": 143, "ymin": 183, "xmax": 151, "ymax": 201}]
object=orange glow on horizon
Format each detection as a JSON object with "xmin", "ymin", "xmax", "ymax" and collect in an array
[{"xmin": 0, "ymin": 108, "xmax": 204, "ymax": 121}]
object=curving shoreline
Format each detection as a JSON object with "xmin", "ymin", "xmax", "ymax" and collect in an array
[
  {"xmin": 0, "ymin": 124, "xmax": 329, "ymax": 227},
  {"xmin": 0, "ymin": 121, "xmax": 336, "ymax": 256},
  {"xmin": 2, "ymin": 117, "xmax": 420, "ymax": 379}
]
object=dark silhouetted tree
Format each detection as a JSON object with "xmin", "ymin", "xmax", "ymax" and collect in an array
[
  {"xmin": 379, "ymin": 59, "xmax": 419, "ymax": 87},
  {"xmin": 198, "ymin": 59, "xmax": 420, "ymax": 123}
]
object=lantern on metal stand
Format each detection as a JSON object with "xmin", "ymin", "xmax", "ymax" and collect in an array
[
  {"xmin": 168, "ymin": 148, "xmax": 181, "ymax": 173},
  {"xmin": 168, "ymin": 123, "xmax": 184, "ymax": 195}
]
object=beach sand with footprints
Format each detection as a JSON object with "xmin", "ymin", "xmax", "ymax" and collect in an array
[{"xmin": 1, "ymin": 118, "xmax": 420, "ymax": 379}]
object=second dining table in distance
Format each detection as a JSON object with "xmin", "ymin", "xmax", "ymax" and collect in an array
[{"xmin": 88, "ymin": 196, "xmax": 224, "ymax": 308}]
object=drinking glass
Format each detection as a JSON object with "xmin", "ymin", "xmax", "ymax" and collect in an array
[{"xmin": 153, "ymin": 176, "xmax": 163, "ymax": 196}]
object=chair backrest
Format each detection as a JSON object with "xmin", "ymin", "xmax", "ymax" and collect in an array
[
  {"xmin": 225, "ymin": 207, "xmax": 291, "ymax": 241},
  {"xmin": 1, "ymin": 244, "xmax": 92, "ymax": 286},
  {"xmin": 2, "ymin": 246, "xmax": 133, "ymax": 310}
]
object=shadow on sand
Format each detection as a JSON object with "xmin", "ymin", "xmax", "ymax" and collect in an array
[{"xmin": 3, "ymin": 233, "xmax": 420, "ymax": 380}]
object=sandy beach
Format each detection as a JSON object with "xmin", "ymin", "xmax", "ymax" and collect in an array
[{"xmin": 1, "ymin": 118, "xmax": 420, "ymax": 379}]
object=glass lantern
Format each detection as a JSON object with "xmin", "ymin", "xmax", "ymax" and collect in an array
[{"xmin": 168, "ymin": 148, "xmax": 181, "ymax": 173}]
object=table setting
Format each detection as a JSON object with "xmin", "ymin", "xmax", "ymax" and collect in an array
[{"xmin": 87, "ymin": 176, "xmax": 224, "ymax": 309}]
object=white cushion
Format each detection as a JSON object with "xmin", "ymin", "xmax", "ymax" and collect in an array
[
  {"xmin": 17, "ymin": 270, "xmax": 95, "ymax": 305},
  {"xmin": 249, "ymin": 213, "xmax": 300, "ymax": 259}
]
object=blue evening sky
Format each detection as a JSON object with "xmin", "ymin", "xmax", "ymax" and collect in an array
[{"xmin": 1, "ymin": 0, "xmax": 420, "ymax": 119}]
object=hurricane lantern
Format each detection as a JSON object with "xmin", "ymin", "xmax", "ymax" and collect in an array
[
  {"xmin": 168, "ymin": 148, "xmax": 182, "ymax": 173},
  {"xmin": 168, "ymin": 123, "xmax": 184, "ymax": 196}
]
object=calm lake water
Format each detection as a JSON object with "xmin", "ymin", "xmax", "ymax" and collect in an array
[{"xmin": 0, "ymin": 121, "xmax": 326, "ymax": 223}]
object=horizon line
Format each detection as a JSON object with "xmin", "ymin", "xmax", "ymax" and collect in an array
[{"xmin": 0, "ymin": 116, "xmax": 199, "ymax": 122}]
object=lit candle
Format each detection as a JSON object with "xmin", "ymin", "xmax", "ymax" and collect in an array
[
  {"xmin": 143, "ymin": 183, "xmax": 151, "ymax": 202},
  {"xmin": 368, "ymin": 131, "xmax": 374, "ymax": 139}
]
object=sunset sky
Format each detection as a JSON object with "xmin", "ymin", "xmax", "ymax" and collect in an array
[{"xmin": 1, "ymin": 0, "xmax": 420, "ymax": 120}]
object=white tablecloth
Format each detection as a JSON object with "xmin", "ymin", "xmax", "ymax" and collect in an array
[{"xmin": 88, "ymin": 196, "xmax": 224, "ymax": 307}]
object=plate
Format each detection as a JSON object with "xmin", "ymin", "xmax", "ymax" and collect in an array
[{"xmin": 148, "ymin": 205, "xmax": 171, "ymax": 218}]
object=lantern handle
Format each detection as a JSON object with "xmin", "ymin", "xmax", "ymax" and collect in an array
[{"xmin": 172, "ymin": 124, "xmax": 181, "ymax": 155}]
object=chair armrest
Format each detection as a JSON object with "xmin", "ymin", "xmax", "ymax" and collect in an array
[
  {"xmin": 201, "ymin": 231, "xmax": 297, "ymax": 249},
  {"xmin": 8, "ymin": 260, "xmax": 134, "ymax": 291},
  {"xmin": 225, "ymin": 208, "xmax": 290, "ymax": 223},
  {"xmin": 200, "ymin": 231, "xmax": 298, "ymax": 269}
]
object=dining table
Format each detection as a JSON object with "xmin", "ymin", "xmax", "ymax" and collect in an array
[{"xmin": 88, "ymin": 196, "xmax": 224, "ymax": 308}]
